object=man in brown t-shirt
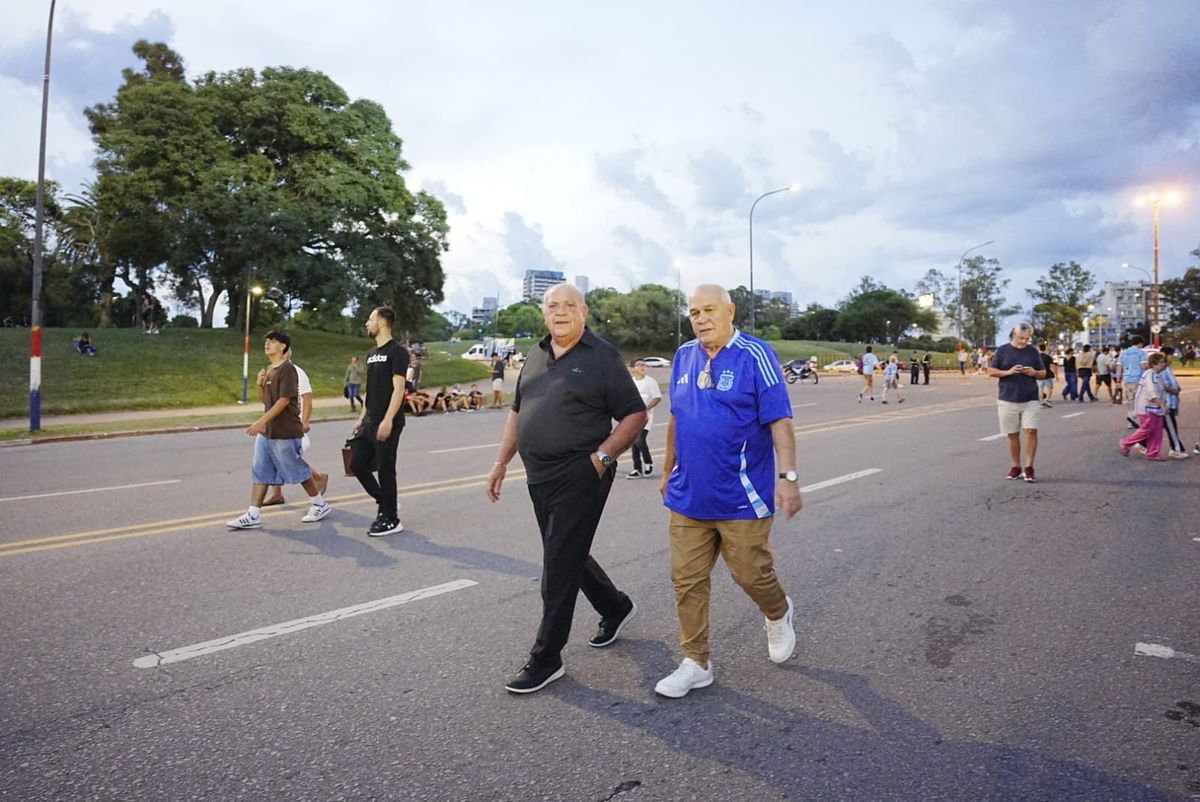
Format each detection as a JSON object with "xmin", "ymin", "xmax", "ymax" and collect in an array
[{"xmin": 227, "ymin": 330, "xmax": 332, "ymax": 529}]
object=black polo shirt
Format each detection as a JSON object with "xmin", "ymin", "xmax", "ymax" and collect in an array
[{"xmin": 513, "ymin": 328, "xmax": 645, "ymax": 484}]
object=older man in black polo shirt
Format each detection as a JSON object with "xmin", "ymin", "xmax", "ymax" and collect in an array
[{"xmin": 487, "ymin": 283, "xmax": 647, "ymax": 694}]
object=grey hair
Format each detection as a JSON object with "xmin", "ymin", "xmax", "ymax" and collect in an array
[{"xmin": 1011, "ymin": 321, "xmax": 1034, "ymax": 337}]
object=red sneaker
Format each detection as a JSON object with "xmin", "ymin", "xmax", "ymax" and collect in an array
[
  {"xmin": 1005, "ymin": 466, "xmax": 1021, "ymax": 480},
  {"xmin": 1022, "ymin": 466, "xmax": 1036, "ymax": 483}
]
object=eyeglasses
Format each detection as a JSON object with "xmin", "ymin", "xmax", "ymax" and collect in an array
[{"xmin": 697, "ymin": 358, "xmax": 713, "ymax": 389}]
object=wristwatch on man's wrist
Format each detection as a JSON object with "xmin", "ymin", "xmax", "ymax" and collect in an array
[
  {"xmin": 778, "ymin": 470, "xmax": 798, "ymax": 482},
  {"xmin": 595, "ymin": 450, "xmax": 614, "ymax": 469}
]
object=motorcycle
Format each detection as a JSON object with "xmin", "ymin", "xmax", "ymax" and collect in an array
[{"xmin": 783, "ymin": 360, "xmax": 819, "ymax": 384}]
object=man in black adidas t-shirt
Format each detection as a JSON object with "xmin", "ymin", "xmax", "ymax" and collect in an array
[{"xmin": 350, "ymin": 306, "xmax": 409, "ymax": 536}]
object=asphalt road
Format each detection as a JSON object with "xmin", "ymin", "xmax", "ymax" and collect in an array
[{"xmin": 1, "ymin": 371, "xmax": 1197, "ymax": 802}]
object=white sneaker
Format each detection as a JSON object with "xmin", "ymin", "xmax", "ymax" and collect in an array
[
  {"xmin": 226, "ymin": 513, "xmax": 261, "ymax": 530},
  {"xmin": 302, "ymin": 502, "xmax": 332, "ymax": 522},
  {"xmin": 1133, "ymin": 443, "xmax": 1147, "ymax": 454},
  {"xmin": 765, "ymin": 596, "xmax": 796, "ymax": 663},
  {"xmin": 1168, "ymin": 450, "xmax": 1190, "ymax": 460},
  {"xmin": 654, "ymin": 658, "xmax": 714, "ymax": 698}
]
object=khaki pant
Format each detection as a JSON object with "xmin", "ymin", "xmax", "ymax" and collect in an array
[{"xmin": 668, "ymin": 510, "xmax": 788, "ymax": 666}]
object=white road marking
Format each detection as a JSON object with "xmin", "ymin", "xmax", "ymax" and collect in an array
[
  {"xmin": 801, "ymin": 469, "xmax": 881, "ymax": 493},
  {"xmin": 0, "ymin": 479, "xmax": 181, "ymax": 504},
  {"xmin": 134, "ymin": 579, "xmax": 478, "ymax": 669},
  {"xmin": 429, "ymin": 443, "xmax": 499, "ymax": 454},
  {"xmin": 978, "ymin": 433, "xmax": 1007, "ymax": 442},
  {"xmin": 792, "ymin": 403, "xmax": 818, "ymax": 408},
  {"xmin": 1134, "ymin": 641, "xmax": 1200, "ymax": 663},
  {"xmin": 1062, "ymin": 412, "xmax": 1085, "ymax": 419}
]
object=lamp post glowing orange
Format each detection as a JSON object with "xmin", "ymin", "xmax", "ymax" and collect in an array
[
  {"xmin": 239, "ymin": 285, "xmax": 264, "ymax": 404},
  {"xmin": 1136, "ymin": 191, "xmax": 1181, "ymax": 346}
]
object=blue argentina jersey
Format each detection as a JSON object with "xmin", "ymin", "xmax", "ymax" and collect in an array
[{"xmin": 665, "ymin": 330, "xmax": 793, "ymax": 520}]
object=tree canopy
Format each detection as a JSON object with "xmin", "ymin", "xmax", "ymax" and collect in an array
[{"xmin": 13, "ymin": 40, "xmax": 449, "ymax": 332}]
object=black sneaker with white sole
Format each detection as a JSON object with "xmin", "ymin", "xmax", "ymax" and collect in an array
[
  {"xmin": 625, "ymin": 469, "xmax": 641, "ymax": 480},
  {"xmin": 368, "ymin": 514, "xmax": 404, "ymax": 537},
  {"xmin": 589, "ymin": 600, "xmax": 637, "ymax": 648},
  {"xmin": 504, "ymin": 656, "xmax": 564, "ymax": 694}
]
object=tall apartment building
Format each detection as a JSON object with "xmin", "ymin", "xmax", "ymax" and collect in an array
[
  {"xmin": 1091, "ymin": 280, "xmax": 1175, "ymax": 346},
  {"xmin": 470, "ymin": 296, "xmax": 498, "ymax": 327},
  {"xmin": 523, "ymin": 269, "xmax": 565, "ymax": 302},
  {"xmin": 575, "ymin": 275, "xmax": 589, "ymax": 295}
]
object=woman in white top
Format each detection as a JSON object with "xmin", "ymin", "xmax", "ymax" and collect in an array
[{"xmin": 627, "ymin": 359, "xmax": 663, "ymax": 478}]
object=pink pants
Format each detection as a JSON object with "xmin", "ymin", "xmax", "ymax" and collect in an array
[{"xmin": 1121, "ymin": 413, "xmax": 1165, "ymax": 459}]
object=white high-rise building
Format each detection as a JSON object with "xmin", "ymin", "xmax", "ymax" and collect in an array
[
  {"xmin": 523, "ymin": 269, "xmax": 565, "ymax": 302},
  {"xmin": 1091, "ymin": 280, "xmax": 1174, "ymax": 346},
  {"xmin": 575, "ymin": 275, "xmax": 589, "ymax": 295}
]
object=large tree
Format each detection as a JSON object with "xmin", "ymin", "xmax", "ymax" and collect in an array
[
  {"xmin": 835, "ymin": 286, "xmax": 937, "ymax": 343},
  {"xmin": 957, "ymin": 256, "xmax": 1020, "ymax": 346},
  {"xmin": 1162, "ymin": 248, "xmax": 1200, "ymax": 327},
  {"xmin": 83, "ymin": 41, "xmax": 449, "ymax": 330},
  {"xmin": 1026, "ymin": 261, "xmax": 1100, "ymax": 340}
]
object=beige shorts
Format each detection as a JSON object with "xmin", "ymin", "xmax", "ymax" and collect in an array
[
  {"xmin": 491, "ymin": 378, "xmax": 503, "ymax": 392},
  {"xmin": 997, "ymin": 400, "xmax": 1040, "ymax": 434}
]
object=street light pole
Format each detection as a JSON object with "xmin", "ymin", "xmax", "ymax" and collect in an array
[
  {"xmin": 1152, "ymin": 199, "xmax": 1161, "ymax": 347},
  {"xmin": 675, "ymin": 261, "xmax": 682, "ymax": 350},
  {"xmin": 29, "ymin": 0, "xmax": 57, "ymax": 432},
  {"xmin": 956, "ymin": 240, "xmax": 994, "ymax": 346},
  {"xmin": 748, "ymin": 184, "xmax": 799, "ymax": 337},
  {"xmin": 240, "ymin": 283, "xmax": 263, "ymax": 404}
]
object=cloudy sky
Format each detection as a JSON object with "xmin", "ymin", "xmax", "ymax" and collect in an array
[{"xmin": 3, "ymin": 0, "xmax": 1199, "ymax": 323}]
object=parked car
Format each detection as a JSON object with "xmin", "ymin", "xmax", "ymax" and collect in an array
[
  {"xmin": 640, "ymin": 356, "xmax": 671, "ymax": 368},
  {"xmin": 825, "ymin": 359, "xmax": 858, "ymax": 373}
]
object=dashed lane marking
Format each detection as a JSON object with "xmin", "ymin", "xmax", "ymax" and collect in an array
[
  {"xmin": 1062, "ymin": 412, "xmax": 1085, "ymax": 419},
  {"xmin": 800, "ymin": 469, "xmax": 881, "ymax": 492},
  {"xmin": 1134, "ymin": 641, "xmax": 1200, "ymax": 664},
  {"xmin": 429, "ymin": 443, "xmax": 499, "ymax": 454},
  {"xmin": 0, "ymin": 479, "xmax": 181, "ymax": 503},
  {"xmin": 133, "ymin": 579, "xmax": 478, "ymax": 669},
  {"xmin": 978, "ymin": 433, "xmax": 1007, "ymax": 441}
]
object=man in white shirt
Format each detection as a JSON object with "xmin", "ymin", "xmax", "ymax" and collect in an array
[
  {"xmin": 858, "ymin": 346, "xmax": 879, "ymax": 403},
  {"xmin": 264, "ymin": 354, "xmax": 329, "ymax": 506},
  {"xmin": 626, "ymin": 359, "xmax": 663, "ymax": 478}
]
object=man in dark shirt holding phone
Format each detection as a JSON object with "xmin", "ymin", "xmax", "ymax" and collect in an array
[{"xmin": 988, "ymin": 322, "xmax": 1046, "ymax": 483}]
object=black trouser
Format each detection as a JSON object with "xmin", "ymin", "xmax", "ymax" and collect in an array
[
  {"xmin": 350, "ymin": 420, "xmax": 403, "ymax": 518},
  {"xmin": 1078, "ymin": 368, "xmax": 1095, "ymax": 401},
  {"xmin": 922, "ymin": 364, "xmax": 930, "ymax": 384},
  {"xmin": 1165, "ymin": 407, "xmax": 1184, "ymax": 452},
  {"xmin": 527, "ymin": 456, "xmax": 628, "ymax": 664},
  {"xmin": 630, "ymin": 429, "xmax": 652, "ymax": 473},
  {"xmin": 910, "ymin": 365, "xmax": 920, "ymax": 384}
]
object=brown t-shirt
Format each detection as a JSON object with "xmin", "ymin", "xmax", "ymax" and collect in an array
[{"xmin": 263, "ymin": 362, "xmax": 303, "ymax": 440}]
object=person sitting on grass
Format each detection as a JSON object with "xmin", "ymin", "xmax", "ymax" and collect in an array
[
  {"xmin": 433, "ymin": 386, "xmax": 452, "ymax": 413},
  {"xmin": 76, "ymin": 332, "xmax": 97, "ymax": 356},
  {"xmin": 468, "ymin": 384, "xmax": 485, "ymax": 410}
]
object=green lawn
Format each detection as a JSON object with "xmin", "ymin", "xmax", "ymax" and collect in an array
[{"xmin": 0, "ymin": 327, "xmax": 490, "ymax": 418}]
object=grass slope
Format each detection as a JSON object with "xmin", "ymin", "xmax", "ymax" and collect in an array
[{"xmin": 0, "ymin": 328, "xmax": 490, "ymax": 418}]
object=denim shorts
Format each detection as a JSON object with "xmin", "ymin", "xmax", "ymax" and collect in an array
[{"xmin": 252, "ymin": 434, "xmax": 312, "ymax": 485}]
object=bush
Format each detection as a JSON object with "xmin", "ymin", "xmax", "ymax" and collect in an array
[{"xmin": 170, "ymin": 314, "xmax": 199, "ymax": 328}]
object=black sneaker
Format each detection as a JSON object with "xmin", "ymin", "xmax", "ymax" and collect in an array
[
  {"xmin": 589, "ymin": 600, "xmax": 637, "ymax": 648},
  {"xmin": 368, "ymin": 514, "xmax": 404, "ymax": 537},
  {"xmin": 504, "ymin": 656, "xmax": 564, "ymax": 694},
  {"xmin": 625, "ymin": 469, "xmax": 641, "ymax": 480}
]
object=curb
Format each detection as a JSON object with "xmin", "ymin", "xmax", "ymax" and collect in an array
[{"xmin": 1, "ymin": 415, "xmax": 359, "ymax": 448}]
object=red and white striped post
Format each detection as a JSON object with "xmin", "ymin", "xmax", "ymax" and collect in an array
[
  {"xmin": 30, "ymin": 325, "xmax": 42, "ymax": 431},
  {"xmin": 29, "ymin": 0, "xmax": 57, "ymax": 433}
]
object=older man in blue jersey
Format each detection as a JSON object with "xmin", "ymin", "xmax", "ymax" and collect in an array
[{"xmin": 654, "ymin": 284, "xmax": 803, "ymax": 698}]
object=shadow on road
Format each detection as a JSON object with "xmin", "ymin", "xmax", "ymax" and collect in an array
[
  {"xmin": 380, "ymin": 529, "xmax": 543, "ymax": 580},
  {"xmin": 263, "ymin": 510, "xmax": 398, "ymax": 568},
  {"xmin": 554, "ymin": 639, "xmax": 1183, "ymax": 802}
]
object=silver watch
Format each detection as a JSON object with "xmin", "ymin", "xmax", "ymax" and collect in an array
[
  {"xmin": 778, "ymin": 470, "xmax": 798, "ymax": 482},
  {"xmin": 595, "ymin": 450, "xmax": 614, "ymax": 469}
]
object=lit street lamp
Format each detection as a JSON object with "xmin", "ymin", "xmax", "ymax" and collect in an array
[
  {"xmin": 748, "ymin": 184, "xmax": 799, "ymax": 337},
  {"xmin": 28, "ymin": 0, "xmax": 57, "ymax": 432},
  {"xmin": 239, "ymin": 284, "xmax": 264, "ymax": 404},
  {"xmin": 1135, "ymin": 191, "xmax": 1181, "ymax": 346},
  {"xmin": 956, "ymin": 240, "xmax": 994, "ymax": 345}
]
